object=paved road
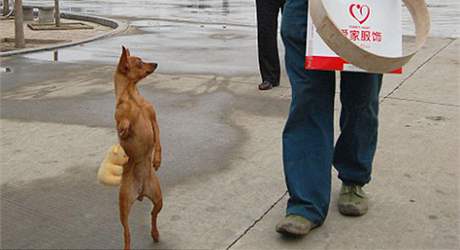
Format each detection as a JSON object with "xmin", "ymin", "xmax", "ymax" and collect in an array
[
  {"xmin": 19, "ymin": 0, "xmax": 460, "ymax": 75},
  {"xmin": 1, "ymin": 0, "xmax": 459, "ymax": 249},
  {"xmin": 25, "ymin": 0, "xmax": 460, "ymax": 38}
]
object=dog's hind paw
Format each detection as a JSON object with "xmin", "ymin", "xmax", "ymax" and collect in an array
[{"xmin": 151, "ymin": 230, "xmax": 160, "ymax": 242}]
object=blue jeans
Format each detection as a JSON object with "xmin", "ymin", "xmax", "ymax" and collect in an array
[{"xmin": 281, "ymin": 0, "xmax": 382, "ymax": 225}]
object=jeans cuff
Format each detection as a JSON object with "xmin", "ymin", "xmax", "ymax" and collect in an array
[
  {"xmin": 339, "ymin": 176, "xmax": 370, "ymax": 187},
  {"xmin": 286, "ymin": 205, "xmax": 325, "ymax": 226}
]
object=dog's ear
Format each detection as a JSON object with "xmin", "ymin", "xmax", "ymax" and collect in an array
[{"xmin": 118, "ymin": 46, "xmax": 129, "ymax": 74}]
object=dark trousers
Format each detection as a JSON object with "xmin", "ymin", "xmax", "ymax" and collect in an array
[
  {"xmin": 281, "ymin": 0, "xmax": 383, "ymax": 225},
  {"xmin": 256, "ymin": 0, "xmax": 285, "ymax": 84}
]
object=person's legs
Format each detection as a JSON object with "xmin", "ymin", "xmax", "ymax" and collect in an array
[
  {"xmin": 256, "ymin": 0, "xmax": 283, "ymax": 86},
  {"xmin": 333, "ymin": 72, "xmax": 383, "ymax": 186},
  {"xmin": 281, "ymin": 0, "xmax": 335, "ymax": 226}
]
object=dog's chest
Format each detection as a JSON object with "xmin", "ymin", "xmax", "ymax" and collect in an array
[{"xmin": 132, "ymin": 109, "xmax": 153, "ymax": 140}]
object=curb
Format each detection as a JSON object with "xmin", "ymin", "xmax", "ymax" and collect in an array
[{"xmin": 0, "ymin": 12, "xmax": 128, "ymax": 57}]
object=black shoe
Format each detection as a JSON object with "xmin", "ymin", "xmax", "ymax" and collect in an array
[{"xmin": 258, "ymin": 80, "xmax": 276, "ymax": 90}]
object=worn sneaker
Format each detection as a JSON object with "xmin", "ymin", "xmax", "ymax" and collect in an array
[
  {"xmin": 338, "ymin": 184, "xmax": 369, "ymax": 216},
  {"xmin": 275, "ymin": 215, "xmax": 315, "ymax": 236}
]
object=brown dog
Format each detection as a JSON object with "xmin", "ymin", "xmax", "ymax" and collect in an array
[{"xmin": 114, "ymin": 46, "xmax": 162, "ymax": 250}]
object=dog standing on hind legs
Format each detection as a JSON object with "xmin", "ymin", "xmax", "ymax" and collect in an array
[{"xmin": 114, "ymin": 46, "xmax": 163, "ymax": 250}]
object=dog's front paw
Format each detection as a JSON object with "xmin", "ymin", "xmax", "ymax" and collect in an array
[
  {"xmin": 117, "ymin": 120, "xmax": 130, "ymax": 139},
  {"xmin": 153, "ymin": 160, "xmax": 161, "ymax": 171}
]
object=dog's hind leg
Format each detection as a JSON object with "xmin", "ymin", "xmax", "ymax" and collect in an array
[
  {"xmin": 144, "ymin": 173, "xmax": 163, "ymax": 242},
  {"xmin": 119, "ymin": 181, "xmax": 137, "ymax": 250}
]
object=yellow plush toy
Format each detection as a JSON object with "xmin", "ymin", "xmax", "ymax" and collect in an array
[{"xmin": 97, "ymin": 144, "xmax": 129, "ymax": 186}]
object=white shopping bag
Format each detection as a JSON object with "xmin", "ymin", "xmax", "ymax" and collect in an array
[{"xmin": 306, "ymin": 0, "xmax": 403, "ymax": 73}]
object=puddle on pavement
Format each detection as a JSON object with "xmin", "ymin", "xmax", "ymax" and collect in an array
[
  {"xmin": 24, "ymin": 0, "xmax": 253, "ymax": 25},
  {"xmin": 16, "ymin": 0, "xmax": 458, "ymax": 74},
  {"xmin": 20, "ymin": 20, "xmax": 259, "ymax": 76},
  {"xmin": 22, "ymin": 45, "xmax": 118, "ymax": 64}
]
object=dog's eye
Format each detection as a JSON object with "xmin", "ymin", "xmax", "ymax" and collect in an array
[{"xmin": 137, "ymin": 61, "xmax": 143, "ymax": 68}]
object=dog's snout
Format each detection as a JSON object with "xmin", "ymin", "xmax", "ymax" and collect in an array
[{"xmin": 146, "ymin": 63, "xmax": 158, "ymax": 74}]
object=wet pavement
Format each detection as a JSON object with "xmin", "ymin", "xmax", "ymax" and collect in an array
[
  {"xmin": 1, "ymin": 0, "xmax": 459, "ymax": 249},
  {"xmin": 25, "ymin": 0, "xmax": 255, "ymax": 26},
  {"xmin": 0, "ymin": 2, "xmax": 271, "ymax": 248},
  {"xmin": 23, "ymin": 0, "xmax": 460, "ymax": 38},
  {"xmin": 22, "ymin": 20, "xmax": 260, "ymax": 76},
  {"xmin": 402, "ymin": 0, "xmax": 460, "ymax": 38},
  {"xmin": 15, "ymin": 0, "xmax": 262, "ymax": 75},
  {"xmin": 0, "ymin": 54, "xmax": 293, "ymax": 248},
  {"xmin": 15, "ymin": 0, "xmax": 459, "ymax": 75}
]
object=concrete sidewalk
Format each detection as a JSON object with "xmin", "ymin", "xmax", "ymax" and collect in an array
[
  {"xmin": 1, "ymin": 35, "xmax": 458, "ymax": 249},
  {"xmin": 232, "ymin": 38, "xmax": 460, "ymax": 250}
]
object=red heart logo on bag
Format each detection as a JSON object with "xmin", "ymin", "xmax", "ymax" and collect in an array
[{"xmin": 349, "ymin": 4, "xmax": 370, "ymax": 25}]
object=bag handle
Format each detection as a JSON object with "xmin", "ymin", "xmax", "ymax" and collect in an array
[{"xmin": 309, "ymin": 0, "xmax": 431, "ymax": 73}]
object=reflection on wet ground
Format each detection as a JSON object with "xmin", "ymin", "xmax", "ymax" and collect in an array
[
  {"xmin": 402, "ymin": 0, "xmax": 459, "ymax": 38},
  {"xmin": 24, "ymin": 0, "xmax": 254, "ymax": 26},
  {"xmin": 22, "ymin": 21, "xmax": 261, "ymax": 76},
  {"xmin": 8, "ymin": 0, "xmax": 460, "ymax": 74},
  {"xmin": 24, "ymin": 0, "xmax": 459, "ymax": 37}
]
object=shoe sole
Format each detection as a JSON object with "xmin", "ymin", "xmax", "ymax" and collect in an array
[
  {"xmin": 258, "ymin": 83, "xmax": 280, "ymax": 90},
  {"xmin": 275, "ymin": 225, "xmax": 309, "ymax": 236},
  {"xmin": 275, "ymin": 224, "xmax": 318, "ymax": 237},
  {"xmin": 258, "ymin": 86, "xmax": 273, "ymax": 90},
  {"xmin": 338, "ymin": 204, "xmax": 368, "ymax": 216}
]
